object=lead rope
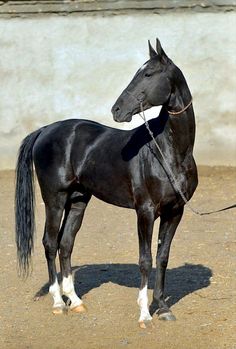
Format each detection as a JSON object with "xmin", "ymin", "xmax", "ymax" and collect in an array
[{"xmin": 139, "ymin": 102, "xmax": 236, "ymax": 216}]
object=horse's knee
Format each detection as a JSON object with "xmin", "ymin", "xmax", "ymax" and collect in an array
[
  {"xmin": 156, "ymin": 255, "xmax": 168, "ymax": 269},
  {"xmin": 59, "ymin": 237, "xmax": 73, "ymax": 259},
  {"xmin": 139, "ymin": 256, "xmax": 152, "ymax": 274}
]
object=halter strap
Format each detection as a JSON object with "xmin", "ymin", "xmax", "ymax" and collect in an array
[
  {"xmin": 139, "ymin": 101, "xmax": 236, "ymax": 216},
  {"xmin": 167, "ymin": 98, "xmax": 193, "ymax": 115}
]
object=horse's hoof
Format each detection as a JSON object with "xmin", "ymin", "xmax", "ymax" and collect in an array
[
  {"xmin": 70, "ymin": 304, "xmax": 87, "ymax": 313},
  {"xmin": 138, "ymin": 320, "xmax": 154, "ymax": 329},
  {"xmin": 138, "ymin": 317, "xmax": 153, "ymax": 329},
  {"xmin": 139, "ymin": 321, "xmax": 147, "ymax": 329},
  {"xmin": 52, "ymin": 306, "xmax": 66, "ymax": 315},
  {"xmin": 158, "ymin": 312, "xmax": 176, "ymax": 321}
]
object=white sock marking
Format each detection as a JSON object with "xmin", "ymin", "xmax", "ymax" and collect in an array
[
  {"xmin": 137, "ymin": 285, "xmax": 152, "ymax": 322},
  {"xmin": 49, "ymin": 278, "xmax": 65, "ymax": 308},
  {"xmin": 62, "ymin": 274, "xmax": 82, "ymax": 308}
]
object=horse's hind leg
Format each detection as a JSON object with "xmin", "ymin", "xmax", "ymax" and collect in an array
[
  {"xmin": 59, "ymin": 192, "xmax": 91, "ymax": 313},
  {"xmin": 136, "ymin": 204, "xmax": 155, "ymax": 328},
  {"xmin": 43, "ymin": 192, "xmax": 67, "ymax": 314},
  {"xmin": 152, "ymin": 206, "xmax": 184, "ymax": 321}
]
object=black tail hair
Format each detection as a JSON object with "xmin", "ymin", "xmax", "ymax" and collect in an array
[{"xmin": 15, "ymin": 128, "xmax": 42, "ymax": 277}]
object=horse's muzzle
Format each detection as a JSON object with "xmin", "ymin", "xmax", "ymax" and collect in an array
[{"xmin": 112, "ymin": 110, "xmax": 132, "ymax": 123}]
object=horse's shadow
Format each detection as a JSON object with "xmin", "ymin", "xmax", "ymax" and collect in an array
[{"xmin": 35, "ymin": 263, "xmax": 212, "ymax": 311}]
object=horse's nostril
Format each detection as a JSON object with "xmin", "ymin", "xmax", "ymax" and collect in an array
[{"xmin": 112, "ymin": 106, "xmax": 121, "ymax": 118}]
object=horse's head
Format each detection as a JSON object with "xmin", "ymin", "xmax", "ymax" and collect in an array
[{"xmin": 112, "ymin": 39, "xmax": 173, "ymax": 122}]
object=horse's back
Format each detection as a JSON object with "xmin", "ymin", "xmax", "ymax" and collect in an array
[{"xmin": 32, "ymin": 119, "xmax": 107, "ymax": 191}]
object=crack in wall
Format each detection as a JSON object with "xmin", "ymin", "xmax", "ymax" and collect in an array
[{"xmin": 0, "ymin": 0, "xmax": 235, "ymax": 18}]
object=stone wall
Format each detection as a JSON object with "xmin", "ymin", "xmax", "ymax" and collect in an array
[
  {"xmin": 0, "ymin": 1, "xmax": 235, "ymax": 16},
  {"xmin": 0, "ymin": 1, "xmax": 235, "ymax": 168}
]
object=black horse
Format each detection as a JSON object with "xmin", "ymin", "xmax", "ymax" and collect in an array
[{"xmin": 15, "ymin": 39, "xmax": 198, "ymax": 326}]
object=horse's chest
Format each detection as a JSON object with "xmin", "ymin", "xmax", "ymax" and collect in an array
[{"xmin": 140, "ymin": 157, "xmax": 197, "ymax": 206}]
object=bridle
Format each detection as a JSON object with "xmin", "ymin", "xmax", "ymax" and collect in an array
[
  {"xmin": 126, "ymin": 89, "xmax": 193, "ymax": 116},
  {"xmin": 167, "ymin": 98, "xmax": 193, "ymax": 115},
  {"xmin": 122, "ymin": 90, "xmax": 236, "ymax": 215},
  {"xmin": 138, "ymin": 102, "xmax": 236, "ymax": 215}
]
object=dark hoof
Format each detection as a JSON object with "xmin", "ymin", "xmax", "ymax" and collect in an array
[{"xmin": 158, "ymin": 312, "xmax": 176, "ymax": 321}]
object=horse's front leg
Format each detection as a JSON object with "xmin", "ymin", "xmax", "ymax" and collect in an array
[
  {"xmin": 136, "ymin": 204, "xmax": 155, "ymax": 328},
  {"xmin": 152, "ymin": 206, "xmax": 184, "ymax": 321}
]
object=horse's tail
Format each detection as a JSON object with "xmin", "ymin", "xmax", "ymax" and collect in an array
[{"xmin": 15, "ymin": 128, "xmax": 43, "ymax": 277}]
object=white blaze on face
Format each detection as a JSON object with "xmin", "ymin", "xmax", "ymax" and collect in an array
[
  {"xmin": 49, "ymin": 278, "xmax": 65, "ymax": 308},
  {"xmin": 62, "ymin": 274, "xmax": 83, "ymax": 308},
  {"xmin": 137, "ymin": 285, "xmax": 152, "ymax": 322},
  {"xmin": 138, "ymin": 62, "xmax": 148, "ymax": 73}
]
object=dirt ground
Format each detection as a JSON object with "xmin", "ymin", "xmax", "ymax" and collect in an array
[{"xmin": 0, "ymin": 167, "xmax": 236, "ymax": 349}]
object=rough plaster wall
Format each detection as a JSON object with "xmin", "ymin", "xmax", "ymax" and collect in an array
[{"xmin": 0, "ymin": 12, "xmax": 235, "ymax": 169}]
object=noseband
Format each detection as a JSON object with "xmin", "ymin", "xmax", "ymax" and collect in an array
[{"xmin": 125, "ymin": 90, "xmax": 192, "ymax": 116}]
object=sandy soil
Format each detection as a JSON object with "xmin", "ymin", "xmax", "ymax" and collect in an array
[{"xmin": 0, "ymin": 167, "xmax": 236, "ymax": 349}]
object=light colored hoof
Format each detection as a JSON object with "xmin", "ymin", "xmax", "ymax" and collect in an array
[
  {"xmin": 52, "ymin": 306, "xmax": 66, "ymax": 315},
  {"xmin": 139, "ymin": 321, "xmax": 147, "ymax": 329},
  {"xmin": 70, "ymin": 304, "xmax": 87, "ymax": 313},
  {"xmin": 138, "ymin": 320, "xmax": 153, "ymax": 329}
]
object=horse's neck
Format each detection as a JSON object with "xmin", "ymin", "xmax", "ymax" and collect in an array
[{"xmin": 165, "ymin": 78, "xmax": 196, "ymax": 151}]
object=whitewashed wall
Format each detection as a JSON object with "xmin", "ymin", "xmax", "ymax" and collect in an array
[{"xmin": 0, "ymin": 12, "xmax": 235, "ymax": 168}]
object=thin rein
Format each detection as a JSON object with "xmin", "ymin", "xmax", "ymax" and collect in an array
[{"xmin": 138, "ymin": 101, "xmax": 236, "ymax": 216}]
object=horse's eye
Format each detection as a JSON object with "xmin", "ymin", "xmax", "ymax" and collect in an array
[{"xmin": 144, "ymin": 72, "xmax": 152, "ymax": 78}]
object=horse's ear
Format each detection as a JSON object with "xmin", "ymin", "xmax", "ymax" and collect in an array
[
  {"xmin": 148, "ymin": 40, "xmax": 157, "ymax": 59},
  {"xmin": 156, "ymin": 38, "xmax": 169, "ymax": 64}
]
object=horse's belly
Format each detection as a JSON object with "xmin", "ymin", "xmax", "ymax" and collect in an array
[
  {"xmin": 92, "ymin": 190, "xmax": 134, "ymax": 209},
  {"xmin": 77, "ymin": 165, "xmax": 134, "ymax": 209}
]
